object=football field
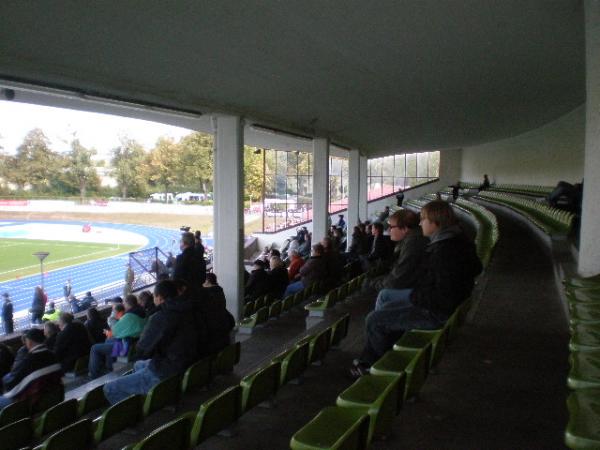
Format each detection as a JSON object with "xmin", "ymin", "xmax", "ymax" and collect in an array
[{"xmin": 0, "ymin": 238, "xmax": 139, "ymax": 282}]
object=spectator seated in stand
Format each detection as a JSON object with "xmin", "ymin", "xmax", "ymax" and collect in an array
[
  {"xmin": 85, "ymin": 307, "xmax": 108, "ymax": 344},
  {"xmin": 0, "ymin": 344, "xmax": 14, "ymax": 390},
  {"xmin": 79, "ymin": 291, "xmax": 96, "ymax": 311},
  {"xmin": 351, "ymin": 200, "xmax": 482, "ymax": 377},
  {"xmin": 321, "ymin": 237, "xmax": 345, "ymax": 291},
  {"xmin": 360, "ymin": 222, "xmax": 393, "ymax": 271},
  {"xmin": 376, "ymin": 206, "xmax": 391, "ymax": 224},
  {"xmin": 268, "ymin": 256, "xmax": 289, "ymax": 299},
  {"xmin": 244, "ymin": 259, "xmax": 270, "ymax": 302},
  {"xmin": 0, "ymin": 328, "xmax": 62, "ymax": 409},
  {"xmin": 53, "ymin": 312, "xmax": 92, "ymax": 372},
  {"xmin": 283, "ymin": 243, "xmax": 328, "ymax": 297},
  {"xmin": 139, "ymin": 290, "xmax": 158, "ymax": 317},
  {"xmin": 43, "ymin": 321, "xmax": 60, "ymax": 351},
  {"xmin": 67, "ymin": 294, "xmax": 82, "ymax": 314},
  {"xmin": 197, "ymin": 273, "xmax": 235, "ymax": 355},
  {"xmin": 370, "ymin": 209, "xmax": 429, "ymax": 298},
  {"xmin": 103, "ymin": 280, "xmax": 199, "ymax": 405},
  {"xmin": 175, "ymin": 231, "xmax": 205, "ymax": 292},
  {"xmin": 287, "ymin": 249, "xmax": 305, "ymax": 282},
  {"xmin": 88, "ymin": 295, "xmax": 147, "ymax": 379},
  {"xmin": 42, "ymin": 302, "xmax": 60, "ymax": 322},
  {"xmin": 347, "ymin": 226, "xmax": 365, "ymax": 259}
]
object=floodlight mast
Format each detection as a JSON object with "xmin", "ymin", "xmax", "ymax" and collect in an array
[{"xmin": 33, "ymin": 252, "xmax": 50, "ymax": 289}]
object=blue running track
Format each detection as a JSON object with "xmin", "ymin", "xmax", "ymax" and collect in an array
[{"xmin": 0, "ymin": 220, "xmax": 212, "ymax": 319}]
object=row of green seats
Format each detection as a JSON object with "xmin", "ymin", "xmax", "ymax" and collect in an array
[
  {"xmin": 305, "ymin": 274, "xmax": 367, "ymax": 317},
  {"xmin": 0, "ymin": 342, "xmax": 241, "ymax": 450},
  {"xmin": 240, "ymin": 282, "xmax": 322, "ymax": 333},
  {"xmin": 563, "ymin": 274, "xmax": 600, "ymax": 449},
  {"xmin": 476, "ymin": 190, "xmax": 573, "ymax": 235},
  {"xmin": 290, "ymin": 299, "xmax": 472, "ymax": 449},
  {"xmin": 460, "ymin": 181, "xmax": 554, "ymax": 197},
  {"xmin": 121, "ymin": 313, "xmax": 351, "ymax": 450}
]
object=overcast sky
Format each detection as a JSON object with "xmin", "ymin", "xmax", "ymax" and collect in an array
[{"xmin": 0, "ymin": 100, "xmax": 192, "ymax": 160}]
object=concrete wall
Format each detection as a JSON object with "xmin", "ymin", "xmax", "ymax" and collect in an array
[{"xmin": 461, "ymin": 106, "xmax": 585, "ymax": 185}]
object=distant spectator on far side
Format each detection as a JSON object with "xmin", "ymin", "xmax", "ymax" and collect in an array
[
  {"xmin": 287, "ymin": 249, "xmax": 305, "ymax": 281},
  {"xmin": 2, "ymin": 293, "xmax": 13, "ymax": 335},
  {"xmin": 42, "ymin": 302, "xmax": 60, "ymax": 322}
]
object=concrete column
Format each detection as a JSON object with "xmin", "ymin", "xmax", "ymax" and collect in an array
[
  {"xmin": 346, "ymin": 149, "xmax": 361, "ymax": 247},
  {"xmin": 213, "ymin": 115, "xmax": 245, "ymax": 319},
  {"xmin": 359, "ymin": 155, "xmax": 369, "ymax": 221},
  {"xmin": 312, "ymin": 137, "xmax": 330, "ymax": 244},
  {"xmin": 580, "ymin": 1, "xmax": 600, "ymax": 276}
]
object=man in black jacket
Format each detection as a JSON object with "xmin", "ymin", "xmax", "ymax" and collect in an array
[
  {"xmin": 352, "ymin": 200, "xmax": 482, "ymax": 375},
  {"xmin": 174, "ymin": 232, "xmax": 205, "ymax": 292},
  {"xmin": 103, "ymin": 280, "xmax": 198, "ymax": 405},
  {"xmin": 0, "ymin": 328, "xmax": 62, "ymax": 409},
  {"xmin": 54, "ymin": 312, "xmax": 92, "ymax": 372}
]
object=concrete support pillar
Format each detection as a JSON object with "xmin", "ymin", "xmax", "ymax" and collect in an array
[
  {"xmin": 346, "ymin": 149, "xmax": 361, "ymax": 247},
  {"xmin": 312, "ymin": 137, "xmax": 330, "ymax": 245},
  {"xmin": 359, "ymin": 155, "xmax": 369, "ymax": 221},
  {"xmin": 213, "ymin": 115, "xmax": 245, "ymax": 319},
  {"xmin": 579, "ymin": 1, "xmax": 600, "ymax": 276}
]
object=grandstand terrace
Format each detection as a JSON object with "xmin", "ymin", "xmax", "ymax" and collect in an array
[{"xmin": 0, "ymin": 2, "xmax": 599, "ymax": 449}]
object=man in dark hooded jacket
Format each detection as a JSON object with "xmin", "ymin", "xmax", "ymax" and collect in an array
[{"xmin": 103, "ymin": 280, "xmax": 198, "ymax": 404}]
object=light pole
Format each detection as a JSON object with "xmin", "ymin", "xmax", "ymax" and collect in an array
[{"xmin": 33, "ymin": 252, "xmax": 49, "ymax": 290}]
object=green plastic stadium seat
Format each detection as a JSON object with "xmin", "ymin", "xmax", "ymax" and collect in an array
[
  {"xmin": 143, "ymin": 374, "xmax": 181, "ymax": 417},
  {"xmin": 568, "ymin": 350, "xmax": 600, "ymax": 389},
  {"xmin": 77, "ymin": 384, "xmax": 109, "ymax": 417},
  {"xmin": 570, "ymin": 303, "xmax": 600, "ymax": 326},
  {"xmin": 370, "ymin": 345, "xmax": 432, "ymax": 400},
  {"xmin": 240, "ymin": 361, "xmax": 280, "ymax": 413},
  {"xmin": 187, "ymin": 385, "xmax": 242, "ymax": 446},
  {"xmin": 0, "ymin": 417, "xmax": 32, "ymax": 450},
  {"xmin": 243, "ymin": 301, "xmax": 255, "ymax": 318},
  {"xmin": 290, "ymin": 406, "xmax": 369, "ymax": 450},
  {"xmin": 239, "ymin": 306, "xmax": 269, "ymax": 333},
  {"xmin": 570, "ymin": 326, "xmax": 600, "ymax": 352},
  {"xmin": 565, "ymin": 275, "xmax": 600, "ymax": 289},
  {"xmin": 34, "ymin": 399, "xmax": 78, "ymax": 439},
  {"xmin": 282, "ymin": 295, "xmax": 294, "ymax": 313},
  {"xmin": 37, "ymin": 418, "xmax": 93, "ymax": 450},
  {"xmin": 269, "ymin": 300, "xmax": 282, "ymax": 319},
  {"xmin": 255, "ymin": 296, "xmax": 266, "ymax": 310},
  {"xmin": 394, "ymin": 328, "xmax": 447, "ymax": 369},
  {"xmin": 0, "ymin": 399, "xmax": 29, "ymax": 427},
  {"xmin": 336, "ymin": 283, "xmax": 348, "ymax": 303},
  {"xmin": 308, "ymin": 328, "xmax": 332, "ymax": 365},
  {"xmin": 293, "ymin": 290, "xmax": 305, "ymax": 306},
  {"xmin": 305, "ymin": 290, "xmax": 338, "ymax": 317},
  {"xmin": 275, "ymin": 341, "xmax": 309, "ymax": 386},
  {"xmin": 336, "ymin": 373, "xmax": 405, "ymax": 443},
  {"xmin": 181, "ymin": 357, "xmax": 211, "ymax": 394},
  {"xmin": 567, "ymin": 290, "xmax": 600, "ymax": 305},
  {"xmin": 93, "ymin": 394, "xmax": 143, "ymax": 444},
  {"xmin": 565, "ymin": 388, "xmax": 600, "ymax": 449},
  {"xmin": 213, "ymin": 342, "xmax": 241, "ymax": 375},
  {"xmin": 31, "ymin": 385, "xmax": 64, "ymax": 415},
  {"xmin": 128, "ymin": 415, "xmax": 192, "ymax": 450},
  {"xmin": 330, "ymin": 314, "xmax": 350, "ymax": 348}
]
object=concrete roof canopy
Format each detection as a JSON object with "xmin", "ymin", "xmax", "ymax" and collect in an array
[{"xmin": 0, "ymin": 0, "xmax": 585, "ymax": 156}]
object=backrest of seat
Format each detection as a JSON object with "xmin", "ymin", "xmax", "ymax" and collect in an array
[
  {"xmin": 309, "ymin": 328, "xmax": 332, "ymax": 364},
  {"xmin": 94, "ymin": 394, "xmax": 143, "ymax": 443},
  {"xmin": 143, "ymin": 374, "xmax": 182, "ymax": 417},
  {"xmin": 255, "ymin": 306, "xmax": 269, "ymax": 325},
  {"xmin": 241, "ymin": 361, "xmax": 281, "ymax": 413},
  {"xmin": 269, "ymin": 300, "xmax": 282, "ymax": 319},
  {"xmin": 134, "ymin": 415, "xmax": 192, "ymax": 450},
  {"xmin": 30, "ymin": 384, "xmax": 64, "ymax": 415},
  {"xmin": 213, "ymin": 342, "xmax": 241, "ymax": 375},
  {"xmin": 40, "ymin": 418, "xmax": 92, "ymax": 450},
  {"xmin": 0, "ymin": 417, "xmax": 32, "ymax": 450},
  {"xmin": 280, "ymin": 342, "xmax": 309, "ymax": 386},
  {"xmin": 190, "ymin": 385, "xmax": 242, "ymax": 446},
  {"xmin": 293, "ymin": 290, "xmax": 304, "ymax": 305},
  {"xmin": 255, "ymin": 296, "xmax": 266, "ymax": 310},
  {"xmin": 281, "ymin": 295, "xmax": 294, "ymax": 312},
  {"xmin": 181, "ymin": 357, "xmax": 211, "ymax": 394},
  {"xmin": 77, "ymin": 385, "xmax": 109, "ymax": 417},
  {"xmin": 0, "ymin": 399, "xmax": 29, "ymax": 427},
  {"xmin": 36, "ymin": 398, "xmax": 78, "ymax": 438},
  {"xmin": 243, "ymin": 301, "xmax": 255, "ymax": 318}
]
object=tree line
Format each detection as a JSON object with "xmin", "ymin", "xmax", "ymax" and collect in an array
[{"xmin": 0, "ymin": 128, "xmax": 275, "ymax": 202}]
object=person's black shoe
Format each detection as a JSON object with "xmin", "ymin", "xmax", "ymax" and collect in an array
[{"xmin": 348, "ymin": 363, "xmax": 370, "ymax": 380}]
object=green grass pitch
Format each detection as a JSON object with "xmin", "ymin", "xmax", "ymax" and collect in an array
[{"xmin": 0, "ymin": 238, "xmax": 140, "ymax": 282}]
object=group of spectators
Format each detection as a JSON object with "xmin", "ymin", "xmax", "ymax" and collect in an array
[
  {"xmin": 0, "ymin": 229, "xmax": 235, "ymax": 409},
  {"xmin": 351, "ymin": 200, "xmax": 482, "ymax": 377}
]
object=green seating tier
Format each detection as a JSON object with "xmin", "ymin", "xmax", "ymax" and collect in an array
[
  {"xmin": 238, "ymin": 306, "xmax": 269, "ymax": 333},
  {"xmin": 125, "ymin": 416, "xmax": 192, "ymax": 450},
  {"xmin": 181, "ymin": 357, "xmax": 212, "ymax": 394},
  {"xmin": 476, "ymin": 190, "xmax": 573, "ymax": 235},
  {"xmin": 213, "ymin": 342, "xmax": 241, "ymax": 375},
  {"xmin": 0, "ymin": 417, "xmax": 32, "ymax": 450},
  {"xmin": 35, "ymin": 418, "xmax": 93, "ymax": 450},
  {"xmin": 0, "ymin": 400, "xmax": 29, "ymax": 427},
  {"xmin": 336, "ymin": 374, "xmax": 405, "ymax": 443},
  {"xmin": 34, "ymin": 399, "xmax": 78, "ymax": 439},
  {"xmin": 394, "ymin": 327, "xmax": 448, "ymax": 369},
  {"xmin": 569, "ymin": 351, "xmax": 600, "ymax": 389},
  {"xmin": 565, "ymin": 388, "xmax": 600, "ymax": 449},
  {"xmin": 142, "ymin": 374, "xmax": 181, "ymax": 417},
  {"xmin": 77, "ymin": 385, "xmax": 109, "ymax": 417},
  {"xmin": 274, "ymin": 341, "xmax": 309, "ymax": 387},
  {"xmin": 290, "ymin": 406, "xmax": 369, "ymax": 450},
  {"xmin": 305, "ymin": 290, "xmax": 338, "ymax": 317},
  {"xmin": 93, "ymin": 394, "xmax": 143, "ymax": 444},
  {"xmin": 240, "ymin": 361, "xmax": 280, "ymax": 413}
]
